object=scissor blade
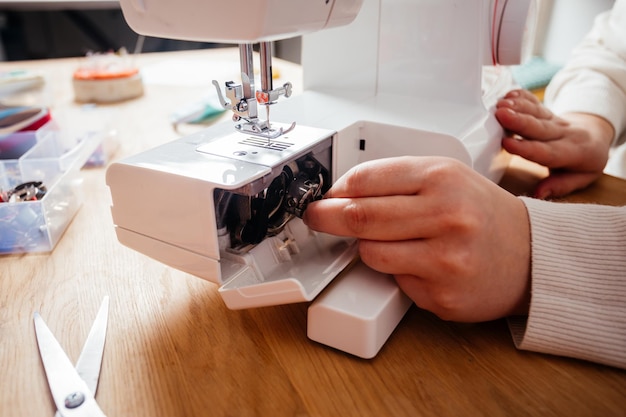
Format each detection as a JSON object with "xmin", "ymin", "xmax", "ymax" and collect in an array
[
  {"xmin": 34, "ymin": 313, "xmax": 107, "ymax": 417},
  {"xmin": 75, "ymin": 296, "xmax": 109, "ymax": 396}
]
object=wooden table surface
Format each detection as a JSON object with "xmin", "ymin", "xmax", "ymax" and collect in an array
[{"xmin": 1, "ymin": 49, "xmax": 625, "ymax": 417}]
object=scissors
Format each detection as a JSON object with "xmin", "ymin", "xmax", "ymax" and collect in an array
[{"xmin": 34, "ymin": 296, "xmax": 109, "ymax": 417}]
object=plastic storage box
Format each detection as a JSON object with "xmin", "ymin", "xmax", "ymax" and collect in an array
[{"xmin": 0, "ymin": 121, "xmax": 101, "ymax": 253}]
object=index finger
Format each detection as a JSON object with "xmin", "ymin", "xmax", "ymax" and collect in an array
[
  {"xmin": 495, "ymin": 106, "xmax": 568, "ymax": 142},
  {"xmin": 326, "ymin": 156, "xmax": 446, "ymax": 199},
  {"xmin": 303, "ymin": 156, "xmax": 470, "ymax": 240},
  {"xmin": 303, "ymin": 194, "xmax": 442, "ymax": 240}
]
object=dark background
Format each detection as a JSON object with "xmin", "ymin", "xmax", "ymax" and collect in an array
[{"xmin": 0, "ymin": 7, "xmax": 301, "ymax": 62}]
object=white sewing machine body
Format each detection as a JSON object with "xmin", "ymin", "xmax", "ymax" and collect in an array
[{"xmin": 108, "ymin": 0, "xmax": 534, "ymax": 358}]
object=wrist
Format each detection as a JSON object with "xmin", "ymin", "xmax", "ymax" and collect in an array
[{"xmin": 508, "ymin": 196, "xmax": 532, "ymax": 316}]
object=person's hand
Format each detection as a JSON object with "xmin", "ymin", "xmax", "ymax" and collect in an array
[
  {"xmin": 303, "ymin": 156, "xmax": 531, "ymax": 322},
  {"xmin": 496, "ymin": 89, "xmax": 614, "ymax": 199}
]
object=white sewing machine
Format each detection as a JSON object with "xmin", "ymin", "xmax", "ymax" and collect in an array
[{"xmin": 107, "ymin": 0, "xmax": 535, "ymax": 358}]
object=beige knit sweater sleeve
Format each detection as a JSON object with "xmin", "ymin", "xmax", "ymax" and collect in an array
[{"xmin": 508, "ymin": 197, "xmax": 626, "ymax": 369}]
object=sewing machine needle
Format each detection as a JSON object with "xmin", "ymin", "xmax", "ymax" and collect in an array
[{"xmin": 265, "ymin": 105, "xmax": 271, "ymax": 144}]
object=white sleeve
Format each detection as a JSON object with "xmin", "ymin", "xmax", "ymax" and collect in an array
[
  {"xmin": 544, "ymin": 0, "xmax": 626, "ymax": 146},
  {"xmin": 508, "ymin": 197, "xmax": 626, "ymax": 369}
]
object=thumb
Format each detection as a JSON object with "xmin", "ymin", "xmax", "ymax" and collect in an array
[{"xmin": 534, "ymin": 171, "xmax": 600, "ymax": 199}]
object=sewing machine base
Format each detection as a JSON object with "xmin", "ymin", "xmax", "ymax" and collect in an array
[{"xmin": 308, "ymin": 261, "xmax": 413, "ymax": 359}]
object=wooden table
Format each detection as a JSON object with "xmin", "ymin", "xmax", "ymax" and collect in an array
[{"xmin": 1, "ymin": 49, "xmax": 625, "ymax": 417}]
